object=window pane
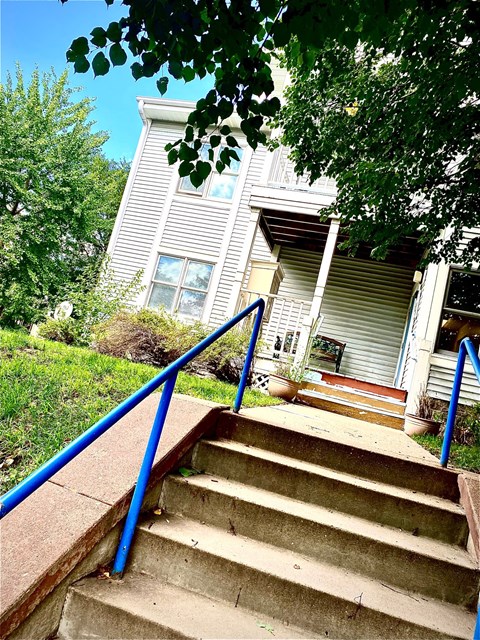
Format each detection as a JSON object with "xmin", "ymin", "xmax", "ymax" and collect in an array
[
  {"xmin": 179, "ymin": 175, "xmax": 205, "ymax": 194},
  {"xmin": 148, "ymin": 283, "xmax": 176, "ymax": 312},
  {"xmin": 177, "ymin": 289, "xmax": 207, "ymax": 318},
  {"xmin": 154, "ymin": 255, "xmax": 183, "ymax": 284},
  {"xmin": 218, "ymin": 146, "xmax": 243, "ymax": 174},
  {"xmin": 445, "ymin": 271, "xmax": 480, "ymax": 314},
  {"xmin": 437, "ymin": 311, "xmax": 480, "ymax": 353},
  {"xmin": 209, "ymin": 174, "xmax": 238, "ymax": 200},
  {"xmin": 184, "ymin": 261, "xmax": 213, "ymax": 290},
  {"xmin": 200, "ymin": 144, "xmax": 211, "ymax": 161}
]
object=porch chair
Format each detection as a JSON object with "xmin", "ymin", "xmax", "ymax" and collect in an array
[{"xmin": 309, "ymin": 335, "xmax": 347, "ymax": 373}]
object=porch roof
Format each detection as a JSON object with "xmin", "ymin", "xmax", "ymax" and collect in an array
[{"xmin": 259, "ymin": 209, "xmax": 424, "ymax": 269}]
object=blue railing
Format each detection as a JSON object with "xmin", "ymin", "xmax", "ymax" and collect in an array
[
  {"xmin": 439, "ymin": 338, "xmax": 480, "ymax": 640},
  {"xmin": 0, "ymin": 298, "xmax": 265, "ymax": 576},
  {"xmin": 440, "ymin": 337, "xmax": 480, "ymax": 468}
]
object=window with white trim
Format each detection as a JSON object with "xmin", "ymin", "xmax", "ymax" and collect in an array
[
  {"xmin": 178, "ymin": 144, "xmax": 243, "ymax": 201},
  {"xmin": 148, "ymin": 255, "xmax": 214, "ymax": 319},
  {"xmin": 436, "ymin": 269, "xmax": 480, "ymax": 353}
]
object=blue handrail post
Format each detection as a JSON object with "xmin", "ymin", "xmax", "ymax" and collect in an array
[
  {"xmin": 474, "ymin": 599, "xmax": 480, "ymax": 640},
  {"xmin": 111, "ymin": 372, "xmax": 178, "ymax": 578},
  {"xmin": 440, "ymin": 342, "xmax": 466, "ymax": 467},
  {"xmin": 234, "ymin": 298, "xmax": 265, "ymax": 413}
]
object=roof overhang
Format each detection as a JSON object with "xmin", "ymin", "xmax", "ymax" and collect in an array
[{"xmin": 137, "ymin": 97, "xmax": 241, "ymax": 131}]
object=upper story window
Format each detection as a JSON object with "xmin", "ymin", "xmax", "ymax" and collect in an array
[
  {"xmin": 436, "ymin": 269, "xmax": 480, "ymax": 353},
  {"xmin": 178, "ymin": 144, "xmax": 243, "ymax": 202},
  {"xmin": 148, "ymin": 255, "xmax": 214, "ymax": 320}
]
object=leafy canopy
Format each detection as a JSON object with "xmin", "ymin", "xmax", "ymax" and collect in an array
[
  {"xmin": 63, "ymin": 0, "xmax": 479, "ymax": 263},
  {"xmin": 0, "ymin": 66, "xmax": 129, "ymax": 326}
]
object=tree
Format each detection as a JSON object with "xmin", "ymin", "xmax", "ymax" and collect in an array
[
  {"xmin": 0, "ymin": 66, "xmax": 129, "ymax": 326},
  {"xmin": 63, "ymin": 0, "xmax": 479, "ymax": 264},
  {"xmin": 277, "ymin": 25, "xmax": 480, "ymax": 265}
]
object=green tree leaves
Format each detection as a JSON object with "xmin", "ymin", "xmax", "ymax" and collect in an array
[
  {"xmin": 92, "ymin": 52, "xmax": 110, "ymax": 76},
  {"xmin": 0, "ymin": 67, "xmax": 129, "ymax": 326},
  {"xmin": 277, "ymin": 21, "xmax": 480, "ymax": 265},
  {"xmin": 61, "ymin": 0, "xmax": 479, "ymax": 262}
]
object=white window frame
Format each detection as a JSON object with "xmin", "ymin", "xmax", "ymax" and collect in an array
[
  {"xmin": 177, "ymin": 144, "xmax": 243, "ymax": 202},
  {"xmin": 147, "ymin": 254, "xmax": 214, "ymax": 320}
]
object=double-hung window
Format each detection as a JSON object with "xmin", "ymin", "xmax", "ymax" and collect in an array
[
  {"xmin": 178, "ymin": 144, "xmax": 243, "ymax": 201},
  {"xmin": 148, "ymin": 255, "xmax": 214, "ymax": 320},
  {"xmin": 436, "ymin": 269, "xmax": 480, "ymax": 353}
]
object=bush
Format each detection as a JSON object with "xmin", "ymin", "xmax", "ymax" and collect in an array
[
  {"xmin": 37, "ymin": 263, "xmax": 144, "ymax": 347},
  {"xmin": 94, "ymin": 308, "xmax": 256, "ymax": 384},
  {"xmin": 37, "ymin": 318, "xmax": 80, "ymax": 345},
  {"xmin": 432, "ymin": 398, "xmax": 480, "ymax": 446}
]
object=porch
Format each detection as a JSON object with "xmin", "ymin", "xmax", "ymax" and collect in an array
[{"xmin": 241, "ymin": 146, "xmax": 424, "ymax": 395}]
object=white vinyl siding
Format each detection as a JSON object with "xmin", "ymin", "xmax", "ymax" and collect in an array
[
  {"xmin": 425, "ymin": 226, "xmax": 480, "ymax": 404},
  {"xmin": 277, "ymin": 248, "xmax": 414, "ymax": 385},
  {"xmin": 320, "ymin": 257, "xmax": 415, "ymax": 385},
  {"xmin": 250, "ymin": 226, "xmax": 273, "ymax": 262},
  {"xmin": 209, "ymin": 147, "xmax": 268, "ymax": 324},
  {"xmin": 428, "ymin": 361, "xmax": 480, "ymax": 404},
  {"xmin": 162, "ymin": 198, "xmax": 230, "ymax": 257},
  {"xmin": 108, "ymin": 122, "xmax": 180, "ymax": 295}
]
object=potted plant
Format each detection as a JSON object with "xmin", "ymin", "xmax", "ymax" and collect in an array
[
  {"xmin": 268, "ymin": 358, "xmax": 305, "ymax": 401},
  {"xmin": 404, "ymin": 386, "xmax": 441, "ymax": 436}
]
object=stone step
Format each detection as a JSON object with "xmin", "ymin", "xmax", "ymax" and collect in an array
[
  {"xmin": 130, "ymin": 514, "xmax": 475, "ymax": 640},
  {"xmin": 302, "ymin": 380, "xmax": 407, "ymax": 415},
  {"xmin": 216, "ymin": 412, "xmax": 461, "ymax": 501},
  {"xmin": 58, "ymin": 572, "xmax": 315, "ymax": 639},
  {"xmin": 160, "ymin": 474, "xmax": 477, "ymax": 606},
  {"xmin": 190, "ymin": 440, "xmax": 468, "ymax": 545},
  {"xmin": 296, "ymin": 389, "xmax": 405, "ymax": 429}
]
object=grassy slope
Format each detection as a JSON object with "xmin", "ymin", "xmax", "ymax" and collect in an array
[
  {"xmin": 412, "ymin": 434, "xmax": 480, "ymax": 474},
  {"xmin": 0, "ymin": 329, "xmax": 279, "ymax": 492}
]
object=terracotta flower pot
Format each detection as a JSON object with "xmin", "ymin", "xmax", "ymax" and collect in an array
[
  {"xmin": 268, "ymin": 373, "xmax": 300, "ymax": 402},
  {"xmin": 404, "ymin": 413, "xmax": 441, "ymax": 436}
]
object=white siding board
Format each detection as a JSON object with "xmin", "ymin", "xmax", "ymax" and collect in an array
[
  {"xmin": 276, "ymin": 248, "xmax": 414, "ymax": 384},
  {"xmin": 210, "ymin": 148, "xmax": 268, "ymax": 324},
  {"xmin": 108, "ymin": 121, "xmax": 182, "ymax": 296},
  {"xmin": 428, "ymin": 364, "xmax": 480, "ymax": 404},
  {"xmin": 250, "ymin": 227, "xmax": 273, "ymax": 262}
]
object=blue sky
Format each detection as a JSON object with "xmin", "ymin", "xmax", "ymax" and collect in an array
[{"xmin": 1, "ymin": 0, "xmax": 213, "ymax": 160}]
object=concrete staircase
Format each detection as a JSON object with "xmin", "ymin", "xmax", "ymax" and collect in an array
[{"xmin": 58, "ymin": 410, "xmax": 479, "ymax": 639}]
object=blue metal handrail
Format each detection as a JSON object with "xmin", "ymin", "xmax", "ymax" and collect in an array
[
  {"xmin": 440, "ymin": 337, "xmax": 480, "ymax": 468},
  {"xmin": 0, "ymin": 298, "xmax": 265, "ymax": 575},
  {"xmin": 438, "ymin": 338, "xmax": 480, "ymax": 640}
]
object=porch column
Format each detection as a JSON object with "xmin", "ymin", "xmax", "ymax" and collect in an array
[
  {"xmin": 294, "ymin": 216, "xmax": 340, "ymax": 366},
  {"xmin": 226, "ymin": 207, "xmax": 262, "ymax": 318}
]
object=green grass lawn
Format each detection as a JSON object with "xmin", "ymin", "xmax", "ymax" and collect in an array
[
  {"xmin": 412, "ymin": 434, "xmax": 480, "ymax": 474},
  {"xmin": 0, "ymin": 329, "xmax": 280, "ymax": 493}
]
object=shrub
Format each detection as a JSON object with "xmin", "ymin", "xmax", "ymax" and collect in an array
[
  {"xmin": 37, "ymin": 317, "xmax": 80, "ymax": 345},
  {"xmin": 94, "ymin": 308, "xmax": 256, "ymax": 384},
  {"xmin": 37, "ymin": 263, "xmax": 144, "ymax": 346},
  {"xmin": 432, "ymin": 398, "xmax": 480, "ymax": 446}
]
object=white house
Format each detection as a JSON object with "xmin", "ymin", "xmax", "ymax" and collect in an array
[{"xmin": 107, "ymin": 96, "xmax": 480, "ymax": 413}]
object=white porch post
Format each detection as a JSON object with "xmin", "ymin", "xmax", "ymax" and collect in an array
[
  {"xmin": 226, "ymin": 207, "xmax": 262, "ymax": 318},
  {"xmin": 294, "ymin": 216, "xmax": 340, "ymax": 366},
  {"xmin": 405, "ymin": 262, "xmax": 449, "ymax": 414}
]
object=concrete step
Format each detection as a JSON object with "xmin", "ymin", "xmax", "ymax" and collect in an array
[
  {"xmin": 130, "ymin": 514, "xmax": 476, "ymax": 639},
  {"xmin": 58, "ymin": 572, "xmax": 316, "ymax": 639},
  {"xmin": 302, "ymin": 380, "xmax": 407, "ymax": 415},
  {"xmin": 217, "ymin": 412, "xmax": 461, "ymax": 501},
  {"xmin": 190, "ymin": 439, "xmax": 468, "ymax": 545},
  {"xmin": 297, "ymin": 389, "xmax": 405, "ymax": 429},
  {"xmin": 160, "ymin": 474, "xmax": 478, "ymax": 606}
]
